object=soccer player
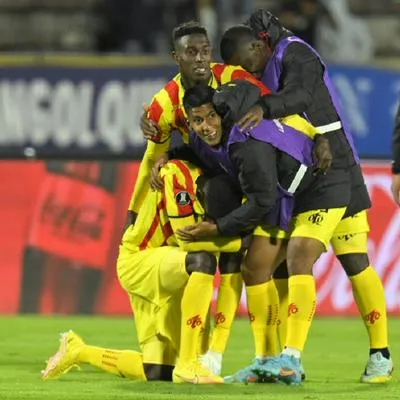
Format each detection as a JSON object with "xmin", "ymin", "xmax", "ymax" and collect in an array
[
  {"xmin": 177, "ymin": 80, "xmax": 388, "ymax": 384},
  {"xmin": 218, "ymin": 17, "xmax": 392, "ymax": 383},
  {"xmin": 42, "ymin": 160, "xmax": 250, "ymax": 384},
  {"xmin": 128, "ymin": 20, "xmax": 275, "ymax": 375},
  {"xmin": 391, "ymin": 100, "xmax": 400, "ymax": 205}
]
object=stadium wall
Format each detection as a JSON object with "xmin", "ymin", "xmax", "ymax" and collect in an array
[{"xmin": 0, "ymin": 56, "xmax": 398, "ymax": 316}]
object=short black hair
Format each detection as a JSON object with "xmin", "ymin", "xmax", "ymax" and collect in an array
[
  {"xmin": 220, "ymin": 25, "xmax": 255, "ymax": 63},
  {"xmin": 183, "ymin": 84, "xmax": 215, "ymax": 114},
  {"xmin": 172, "ymin": 21, "xmax": 208, "ymax": 51}
]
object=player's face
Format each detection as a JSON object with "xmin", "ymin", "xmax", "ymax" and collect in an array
[
  {"xmin": 173, "ymin": 34, "xmax": 212, "ymax": 84},
  {"xmin": 230, "ymin": 40, "xmax": 269, "ymax": 79},
  {"xmin": 188, "ymin": 103, "xmax": 223, "ymax": 147}
]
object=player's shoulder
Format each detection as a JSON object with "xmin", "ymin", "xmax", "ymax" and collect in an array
[{"xmin": 153, "ymin": 73, "xmax": 182, "ymax": 105}]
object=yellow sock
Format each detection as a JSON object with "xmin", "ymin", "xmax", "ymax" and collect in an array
[
  {"xmin": 274, "ymin": 278, "xmax": 289, "ymax": 351},
  {"xmin": 246, "ymin": 280, "xmax": 279, "ymax": 357},
  {"xmin": 209, "ymin": 273, "xmax": 243, "ymax": 354},
  {"xmin": 350, "ymin": 265, "xmax": 388, "ymax": 348},
  {"xmin": 180, "ymin": 272, "xmax": 214, "ymax": 364},
  {"xmin": 285, "ymin": 275, "xmax": 317, "ymax": 351},
  {"xmin": 78, "ymin": 346, "xmax": 146, "ymax": 380},
  {"xmin": 198, "ymin": 307, "xmax": 211, "ymax": 355}
]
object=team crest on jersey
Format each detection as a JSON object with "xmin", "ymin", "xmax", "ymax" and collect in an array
[{"xmin": 176, "ymin": 191, "xmax": 191, "ymax": 206}]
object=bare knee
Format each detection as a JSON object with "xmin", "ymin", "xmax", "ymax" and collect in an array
[
  {"xmin": 337, "ymin": 253, "xmax": 369, "ymax": 276},
  {"xmin": 287, "ymin": 237, "xmax": 325, "ymax": 276},
  {"xmin": 185, "ymin": 252, "xmax": 217, "ymax": 276},
  {"xmin": 243, "ymin": 236, "xmax": 285, "ymax": 285}
]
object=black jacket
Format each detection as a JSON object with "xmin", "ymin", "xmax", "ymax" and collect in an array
[
  {"xmin": 171, "ymin": 81, "xmax": 351, "ymax": 236},
  {"xmin": 393, "ymin": 102, "xmax": 400, "ymax": 174}
]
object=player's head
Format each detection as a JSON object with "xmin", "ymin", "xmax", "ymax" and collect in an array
[
  {"xmin": 172, "ymin": 21, "xmax": 212, "ymax": 84},
  {"xmin": 183, "ymin": 85, "xmax": 223, "ymax": 147},
  {"xmin": 247, "ymin": 9, "xmax": 285, "ymax": 49},
  {"xmin": 220, "ymin": 25, "xmax": 269, "ymax": 79}
]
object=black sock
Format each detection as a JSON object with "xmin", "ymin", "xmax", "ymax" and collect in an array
[{"xmin": 370, "ymin": 347, "xmax": 390, "ymax": 359}]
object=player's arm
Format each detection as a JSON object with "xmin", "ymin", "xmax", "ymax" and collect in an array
[
  {"xmin": 128, "ymin": 97, "xmax": 173, "ymax": 214},
  {"xmin": 216, "ymin": 139, "xmax": 278, "ymax": 236},
  {"xmin": 258, "ymin": 42, "xmax": 321, "ymax": 119},
  {"xmin": 229, "ymin": 66, "xmax": 271, "ymax": 96},
  {"xmin": 162, "ymin": 166, "xmax": 243, "ymax": 253}
]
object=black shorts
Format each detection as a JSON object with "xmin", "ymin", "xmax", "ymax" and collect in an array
[{"xmin": 343, "ymin": 163, "xmax": 371, "ymax": 218}]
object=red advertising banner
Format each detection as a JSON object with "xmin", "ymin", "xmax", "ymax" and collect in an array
[{"xmin": 0, "ymin": 161, "xmax": 398, "ymax": 315}]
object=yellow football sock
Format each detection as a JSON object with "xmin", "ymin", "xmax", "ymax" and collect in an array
[
  {"xmin": 198, "ymin": 308, "xmax": 211, "ymax": 355},
  {"xmin": 285, "ymin": 275, "xmax": 317, "ymax": 351},
  {"xmin": 78, "ymin": 346, "xmax": 146, "ymax": 380},
  {"xmin": 246, "ymin": 280, "xmax": 279, "ymax": 357},
  {"xmin": 179, "ymin": 272, "xmax": 214, "ymax": 364},
  {"xmin": 274, "ymin": 278, "xmax": 289, "ymax": 351},
  {"xmin": 350, "ymin": 265, "xmax": 388, "ymax": 349},
  {"xmin": 209, "ymin": 273, "xmax": 243, "ymax": 354}
]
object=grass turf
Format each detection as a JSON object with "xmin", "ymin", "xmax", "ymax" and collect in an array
[{"xmin": 0, "ymin": 316, "xmax": 398, "ymax": 400}]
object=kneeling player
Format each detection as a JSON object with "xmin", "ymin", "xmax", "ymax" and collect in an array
[{"xmin": 42, "ymin": 160, "xmax": 247, "ymax": 384}]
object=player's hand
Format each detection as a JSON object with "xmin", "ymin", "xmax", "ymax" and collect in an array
[
  {"xmin": 140, "ymin": 103, "xmax": 161, "ymax": 140},
  {"xmin": 177, "ymin": 222, "xmax": 218, "ymax": 241},
  {"xmin": 391, "ymin": 174, "xmax": 400, "ymax": 205},
  {"xmin": 313, "ymin": 135, "xmax": 332, "ymax": 174},
  {"xmin": 237, "ymin": 105, "xmax": 264, "ymax": 131},
  {"xmin": 150, "ymin": 153, "xmax": 169, "ymax": 191}
]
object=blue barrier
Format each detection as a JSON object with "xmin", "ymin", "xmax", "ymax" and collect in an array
[{"xmin": 0, "ymin": 57, "xmax": 397, "ymax": 159}]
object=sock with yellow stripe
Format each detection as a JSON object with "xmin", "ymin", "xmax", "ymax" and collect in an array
[
  {"xmin": 209, "ymin": 272, "xmax": 243, "ymax": 354},
  {"xmin": 350, "ymin": 265, "xmax": 389, "ymax": 350},
  {"xmin": 274, "ymin": 278, "xmax": 289, "ymax": 351},
  {"xmin": 285, "ymin": 275, "xmax": 317, "ymax": 351},
  {"xmin": 246, "ymin": 280, "xmax": 280, "ymax": 357},
  {"xmin": 179, "ymin": 272, "xmax": 214, "ymax": 364},
  {"xmin": 78, "ymin": 346, "xmax": 146, "ymax": 380}
]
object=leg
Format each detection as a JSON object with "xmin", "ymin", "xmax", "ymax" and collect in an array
[
  {"xmin": 332, "ymin": 211, "xmax": 392, "ymax": 383},
  {"xmin": 174, "ymin": 251, "xmax": 223, "ymax": 383},
  {"xmin": 257, "ymin": 208, "xmax": 346, "ymax": 385},
  {"xmin": 205, "ymin": 253, "xmax": 243, "ymax": 374},
  {"xmin": 272, "ymin": 261, "xmax": 289, "ymax": 351},
  {"xmin": 225, "ymin": 228, "xmax": 287, "ymax": 383}
]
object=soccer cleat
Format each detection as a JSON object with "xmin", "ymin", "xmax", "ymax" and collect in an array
[
  {"xmin": 42, "ymin": 330, "xmax": 85, "ymax": 380},
  {"xmin": 173, "ymin": 360, "xmax": 224, "ymax": 384},
  {"xmin": 251, "ymin": 354, "xmax": 302, "ymax": 385},
  {"xmin": 199, "ymin": 351, "xmax": 222, "ymax": 375},
  {"xmin": 224, "ymin": 358, "xmax": 276, "ymax": 384},
  {"xmin": 360, "ymin": 352, "xmax": 393, "ymax": 383}
]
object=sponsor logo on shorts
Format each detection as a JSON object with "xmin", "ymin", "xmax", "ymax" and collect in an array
[
  {"xmin": 288, "ymin": 303, "xmax": 299, "ymax": 316},
  {"xmin": 187, "ymin": 314, "xmax": 202, "ymax": 328},
  {"xmin": 215, "ymin": 312, "xmax": 226, "ymax": 325},
  {"xmin": 308, "ymin": 209, "xmax": 328, "ymax": 225},
  {"xmin": 365, "ymin": 310, "xmax": 381, "ymax": 324},
  {"xmin": 337, "ymin": 234, "xmax": 355, "ymax": 241}
]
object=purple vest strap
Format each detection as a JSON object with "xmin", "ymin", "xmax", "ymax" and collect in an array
[{"xmin": 261, "ymin": 35, "xmax": 359, "ymax": 162}]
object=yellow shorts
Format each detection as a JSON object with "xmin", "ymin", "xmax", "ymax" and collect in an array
[
  {"xmin": 254, "ymin": 207, "xmax": 347, "ymax": 250},
  {"xmin": 331, "ymin": 210, "xmax": 370, "ymax": 255},
  {"xmin": 254, "ymin": 209, "xmax": 369, "ymax": 254},
  {"xmin": 117, "ymin": 246, "xmax": 189, "ymax": 365}
]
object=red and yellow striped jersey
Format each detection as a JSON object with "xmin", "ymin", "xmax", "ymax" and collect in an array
[
  {"xmin": 122, "ymin": 160, "xmax": 242, "ymax": 254},
  {"xmin": 147, "ymin": 63, "xmax": 271, "ymax": 145}
]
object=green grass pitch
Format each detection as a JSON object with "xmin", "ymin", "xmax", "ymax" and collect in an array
[{"xmin": 0, "ymin": 316, "xmax": 399, "ymax": 400}]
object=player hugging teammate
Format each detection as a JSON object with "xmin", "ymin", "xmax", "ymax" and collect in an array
[{"xmin": 42, "ymin": 10, "xmax": 393, "ymax": 386}]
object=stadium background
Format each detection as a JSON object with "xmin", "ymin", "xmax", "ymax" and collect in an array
[{"xmin": 0, "ymin": 0, "xmax": 399, "ymax": 318}]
